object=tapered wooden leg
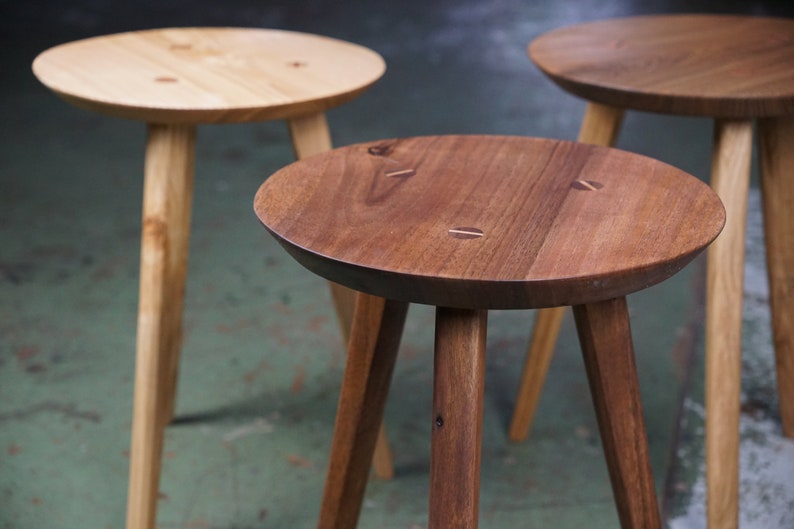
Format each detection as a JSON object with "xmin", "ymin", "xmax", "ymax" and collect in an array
[
  {"xmin": 159, "ymin": 125, "xmax": 197, "ymax": 426},
  {"xmin": 759, "ymin": 117, "xmax": 794, "ymax": 437},
  {"xmin": 429, "ymin": 308, "xmax": 488, "ymax": 529},
  {"xmin": 127, "ymin": 123, "xmax": 196, "ymax": 529},
  {"xmin": 288, "ymin": 111, "xmax": 334, "ymax": 159},
  {"xmin": 289, "ymin": 112, "xmax": 395, "ymax": 479},
  {"xmin": 317, "ymin": 294, "xmax": 408, "ymax": 529},
  {"xmin": 573, "ymin": 298, "xmax": 661, "ymax": 529},
  {"xmin": 509, "ymin": 101, "xmax": 625, "ymax": 442},
  {"xmin": 706, "ymin": 119, "xmax": 753, "ymax": 529}
]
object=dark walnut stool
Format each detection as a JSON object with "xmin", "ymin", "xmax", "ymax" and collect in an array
[
  {"xmin": 254, "ymin": 135, "xmax": 725, "ymax": 529},
  {"xmin": 509, "ymin": 15, "xmax": 794, "ymax": 529},
  {"xmin": 32, "ymin": 27, "xmax": 390, "ymax": 529}
]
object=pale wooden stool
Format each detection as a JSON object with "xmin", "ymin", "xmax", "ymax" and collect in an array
[
  {"xmin": 508, "ymin": 15, "xmax": 794, "ymax": 529},
  {"xmin": 254, "ymin": 135, "xmax": 725, "ymax": 529},
  {"xmin": 32, "ymin": 27, "xmax": 389, "ymax": 529}
]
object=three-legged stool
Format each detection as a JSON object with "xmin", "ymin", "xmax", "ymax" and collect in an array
[
  {"xmin": 506, "ymin": 16, "xmax": 794, "ymax": 529},
  {"xmin": 32, "ymin": 27, "xmax": 388, "ymax": 529},
  {"xmin": 254, "ymin": 135, "xmax": 725, "ymax": 529}
]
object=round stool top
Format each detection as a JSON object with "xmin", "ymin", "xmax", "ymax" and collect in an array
[
  {"xmin": 32, "ymin": 27, "xmax": 385, "ymax": 124},
  {"xmin": 254, "ymin": 135, "xmax": 725, "ymax": 310},
  {"xmin": 529, "ymin": 15, "xmax": 794, "ymax": 118}
]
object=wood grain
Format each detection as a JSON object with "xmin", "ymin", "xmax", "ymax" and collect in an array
[
  {"xmin": 288, "ymin": 110, "xmax": 395, "ymax": 480},
  {"xmin": 529, "ymin": 15, "xmax": 794, "ymax": 118},
  {"xmin": 317, "ymin": 294, "xmax": 408, "ymax": 529},
  {"xmin": 429, "ymin": 308, "xmax": 488, "ymax": 529},
  {"xmin": 758, "ymin": 117, "xmax": 794, "ymax": 438},
  {"xmin": 705, "ymin": 119, "xmax": 753, "ymax": 529},
  {"xmin": 509, "ymin": 102, "xmax": 624, "ymax": 442},
  {"xmin": 127, "ymin": 123, "xmax": 196, "ymax": 529},
  {"xmin": 255, "ymin": 135, "xmax": 724, "ymax": 310},
  {"xmin": 574, "ymin": 298, "xmax": 661, "ymax": 529},
  {"xmin": 529, "ymin": 17, "xmax": 794, "ymax": 528},
  {"xmin": 32, "ymin": 28, "xmax": 385, "ymax": 124}
]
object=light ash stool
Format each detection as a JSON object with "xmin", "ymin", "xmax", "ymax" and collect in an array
[
  {"xmin": 32, "ymin": 27, "xmax": 388, "ymax": 529},
  {"xmin": 508, "ymin": 15, "xmax": 794, "ymax": 529},
  {"xmin": 254, "ymin": 135, "xmax": 725, "ymax": 529}
]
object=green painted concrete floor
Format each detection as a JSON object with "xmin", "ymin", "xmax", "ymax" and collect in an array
[{"xmin": 2, "ymin": 0, "xmax": 794, "ymax": 528}]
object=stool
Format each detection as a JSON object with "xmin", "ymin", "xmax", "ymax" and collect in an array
[
  {"xmin": 31, "ymin": 27, "xmax": 388, "ymax": 529},
  {"xmin": 508, "ymin": 15, "xmax": 794, "ymax": 529},
  {"xmin": 253, "ymin": 135, "xmax": 725, "ymax": 529}
]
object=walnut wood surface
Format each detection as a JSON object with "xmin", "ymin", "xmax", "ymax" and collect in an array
[
  {"xmin": 32, "ymin": 28, "xmax": 385, "ymax": 124},
  {"xmin": 317, "ymin": 294, "xmax": 408, "ymax": 529},
  {"xmin": 529, "ymin": 15, "xmax": 794, "ymax": 118},
  {"xmin": 508, "ymin": 102, "xmax": 624, "ymax": 442},
  {"xmin": 255, "ymin": 135, "xmax": 724, "ymax": 310},
  {"xmin": 574, "ymin": 298, "xmax": 661, "ymax": 529},
  {"xmin": 429, "ymin": 308, "xmax": 488, "ymax": 529}
]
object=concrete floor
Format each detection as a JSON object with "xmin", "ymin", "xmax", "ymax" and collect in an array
[{"xmin": 2, "ymin": 0, "xmax": 794, "ymax": 527}]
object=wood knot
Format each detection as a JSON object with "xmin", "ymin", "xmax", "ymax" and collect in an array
[
  {"xmin": 287, "ymin": 60, "xmax": 308, "ymax": 68},
  {"xmin": 154, "ymin": 76, "xmax": 179, "ymax": 83},
  {"xmin": 368, "ymin": 144, "xmax": 394, "ymax": 157}
]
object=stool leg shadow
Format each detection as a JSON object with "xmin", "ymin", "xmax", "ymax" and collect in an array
[
  {"xmin": 317, "ymin": 294, "xmax": 408, "ymax": 529},
  {"xmin": 574, "ymin": 297, "xmax": 662, "ymax": 529}
]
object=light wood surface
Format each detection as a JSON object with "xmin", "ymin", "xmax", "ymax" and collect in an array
[
  {"xmin": 758, "ymin": 117, "xmax": 794, "ymax": 437},
  {"xmin": 705, "ymin": 120, "xmax": 753, "ymax": 529},
  {"xmin": 529, "ymin": 15, "xmax": 794, "ymax": 118},
  {"xmin": 429, "ymin": 308, "xmax": 487, "ymax": 529},
  {"xmin": 317, "ymin": 294, "xmax": 408, "ymax": 529},
  {"xmin": 255, "ymin": 135, "xmax": 724, "ymax": 310},
  {"xmin": 32, "ymin": 27, "xmax": 385, "ymax": 124},
  {"xmin": 127, "ymin": 124, "xmax": 196, "ymax": 529},
  {"xmin": 509, "ymin": 101, "xmax": 624, "ymax": 442}
]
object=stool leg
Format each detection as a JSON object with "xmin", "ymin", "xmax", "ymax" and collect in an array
[
  {"xmin": 429, "ymin": 308, "xmax": 488, "ymax": 529},
  {"xmin": 288, "ymin": 112, "xmax": 395, "ymax": 480},
  {"xmin": 706, "ymin": 119, "xmax": 753, "ymax": 529},
  {"xmin": 317, "ymin": 294, "xmax": 408, "ymax": 529},
  {"xmin": 127, "ymin": 123, "xmax": 196, "ymax": 529},
  {"xmin": 509, "ymin": 101, "xmax": 625, "ymax": 442},
  {"xmin": 573, "ymin": 298, "xmax": 661, "ymax": 529},
  {"xmin": 758, "ymin": 117, "xmax": 794, "ymax": 438}
]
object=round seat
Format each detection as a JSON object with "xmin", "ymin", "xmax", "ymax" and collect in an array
[
  {"xmin": 529, "ymin": 14, "xmax": 794, "ymax": 118},
  {"xmin": 255, "ymin": 135, "xmax": 724, "ymax": 309},
  {"xmin": 514, "ymin": 15, "xmax": 794, "ymax": 529},
  {"xmin": 33, "ymin": 27, "xmax": 389, "ymax": 529},
  {"xmin": 254, "ymin": 134, "xmax": 724, "ymax": 529},
  {"xmin": 32, "ymin": 27, "xmax": 385, "ymax": 124}
]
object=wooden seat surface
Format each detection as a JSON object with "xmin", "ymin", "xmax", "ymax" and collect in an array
[
  {"xmin": 529, "ymin": 15, "xmax": 794, "ymax": 118},
  {"xmin": 32, "ymin": 27, "xmax": 385, "ymax": 124},
  {"xmin": 254, "ymin": 135, "xmax": 725, "ymax": 309}
]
